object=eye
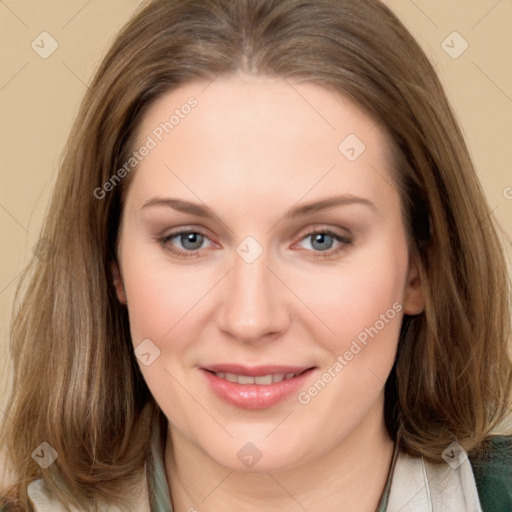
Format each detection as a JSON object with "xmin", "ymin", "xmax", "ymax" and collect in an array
[
  {"xmin": 158, "ymin": 227, "xmax": 352, "ymax": 260},
  {"xmin": 158, "ymin": 230, "xmax": 213, "ymax": 259},
  {"xmin": 296, "ymin": 229, "xmax": 352, "ymax": 259}
]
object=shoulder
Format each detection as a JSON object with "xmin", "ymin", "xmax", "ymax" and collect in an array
[
  {"xmin": 469, "ymin": 435, "xmax": 512, "ymax": 512},
  {"xmin": 25, "ymin": 479, "xmax": 74, "ymax": 512},
  {"xmin": 0, "ymin": 504, "xmax": 25, "ymax": 512},
  {"xmin": 24, "ymin": 475, "xmax": 150, "ymax": 512},
  {"xmin": 0, "ymin": 496, "xmax": 28, "ymax": 512},
  {"xmin": 3, "ymin": 479, "xmax": 89, "ymax": 512},
  {"xmin": 0, "ymin": 487, "xmax": 28, "ymax": 512}
]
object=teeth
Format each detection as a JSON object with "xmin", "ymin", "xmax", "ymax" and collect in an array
[
  {"xmin": 255, "ymin": 374, "xmax": 273, "ymax": 385},
  {"xmin": 214, "ymin": 371, "xmax": 298, "ymax": 385}
]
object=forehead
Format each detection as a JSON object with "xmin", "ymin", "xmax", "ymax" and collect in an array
[{"xmin": 125, "ymin": 75, "xmax": 398, "ymax": 216}]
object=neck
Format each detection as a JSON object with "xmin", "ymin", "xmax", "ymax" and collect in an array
[{"xmin": 164, "ymin": 396, "xmax": 395, "ymax": 512}]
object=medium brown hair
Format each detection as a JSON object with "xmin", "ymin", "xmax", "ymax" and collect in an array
[{"xmin": 2, "ymin": 0, "xmax": 511, "ymax": 509}]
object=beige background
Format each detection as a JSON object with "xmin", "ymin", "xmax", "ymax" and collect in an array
[{"xmin": 1, "ymin": 0, "xmax": 511, "ymax": 450}]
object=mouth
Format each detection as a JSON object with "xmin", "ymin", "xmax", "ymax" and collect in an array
[
  {"xmin": 200, "ymin": 364, "xmax": 316, "ymax": 409},
  {"xmin": 204, "ymin": 369, "xmax": 309, "ymax": 385}
]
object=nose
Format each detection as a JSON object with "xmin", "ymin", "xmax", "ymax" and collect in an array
[{"xmin": 216, "ymin": 248, "xmax": 290, "ymax": 344}]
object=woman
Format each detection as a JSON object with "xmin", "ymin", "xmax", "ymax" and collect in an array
[{"xmin": 1, "ymin": 0, "xmax": 511, "ymax": 511}]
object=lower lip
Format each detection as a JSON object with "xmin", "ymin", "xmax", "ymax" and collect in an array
[{"xmin": 201, "ymin": 368, "xmax": 316, "ymax": 409}]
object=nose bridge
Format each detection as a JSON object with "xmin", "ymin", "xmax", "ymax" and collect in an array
[{"xmin": 217, "ymin": 247, "xmax": 288, "ymax": 341}]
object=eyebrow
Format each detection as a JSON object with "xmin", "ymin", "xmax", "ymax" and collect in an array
[{"xmin": 140, "ymin": 195, "xmax": 377, "ymax": 219}]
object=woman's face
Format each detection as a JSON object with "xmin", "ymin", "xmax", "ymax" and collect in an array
[{"xmin": 114, "ymin": 75, "xmax": 424, "ymax": 472}]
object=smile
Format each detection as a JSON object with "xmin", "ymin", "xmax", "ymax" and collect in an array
[
  {"xmin": 212, "ymin": 371, "xmax": 299, "ymax": 385},
  {"xmin": 201, "ymin": 366, "xmax": 316, "ymax": 409}
]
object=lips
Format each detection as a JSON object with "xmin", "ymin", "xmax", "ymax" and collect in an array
[{"xmin": 200, "ymin": 364, "xmax": 316, "ymax": 409}]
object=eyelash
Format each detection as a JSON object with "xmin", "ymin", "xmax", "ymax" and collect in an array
[{"xmin": 157, "ymin": 228, "xmax": 353, "ymax": 260}]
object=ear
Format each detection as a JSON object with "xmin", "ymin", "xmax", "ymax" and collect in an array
[
  {"xmin": 403, "ymin": 255, "xmax": 425, "ymax": 315},
  {"xmin": 111, "ymin": 261, "xmax": 127, "ymax": 305}
]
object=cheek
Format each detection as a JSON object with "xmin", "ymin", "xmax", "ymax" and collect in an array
[
  {"xmin": 292, "ymin": 243, "xmax": 407, "ymax": 426},
  {"xmin": 119, "ymin": 248, "xmax": 212, "ymax": 416},
  {"xmin": 293, "ymin": 236, "xmax": 408, "ymax": 350},
  {"xmin": 119, "ymin": 238, "xmax": 213, "ymax": 345}
]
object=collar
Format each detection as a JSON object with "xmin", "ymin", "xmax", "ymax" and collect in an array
[{"xmin": 385, "ymin": 442, "xmax": 483, "ymax": 511}]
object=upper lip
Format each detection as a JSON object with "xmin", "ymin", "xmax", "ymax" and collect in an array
[{"xmin": 202, "ymin": 364, "xmax": 314, "ymax": 376}]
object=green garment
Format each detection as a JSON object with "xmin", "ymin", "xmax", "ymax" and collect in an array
[{"xmin": 469, "ymin": 436, "xmax": 512, "ymax": 512}]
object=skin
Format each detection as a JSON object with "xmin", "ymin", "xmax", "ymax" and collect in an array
[{"xmin": 113, "ymin": 74, "xmax": 425, "ymax": 512}]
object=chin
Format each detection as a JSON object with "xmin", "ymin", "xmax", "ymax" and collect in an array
[{"xmin": 204, "ymin": 438, "xmax": 315, "ymax": 474}]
